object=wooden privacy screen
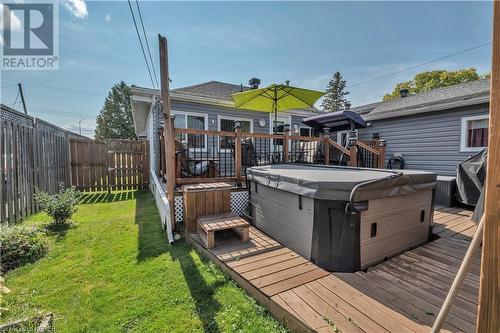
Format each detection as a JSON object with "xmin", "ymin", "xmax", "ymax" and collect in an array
[
  {"xmin": 1, "ymin": 110, "xmax": 76, "ymax": 224},
  {"xmin": 70, "ymin": 139, "xmax": 149, "ymax": 192}
]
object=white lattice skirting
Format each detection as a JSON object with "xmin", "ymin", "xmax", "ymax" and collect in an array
[{"xmin": 174, "ymin": 190, "xmax": 249, "ymax": 223}]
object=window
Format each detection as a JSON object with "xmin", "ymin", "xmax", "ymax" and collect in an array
[
  {"xmin": 173, "ymin": 111, "xmax": 208, "ymax": 149},
  {"xmin": 460, "ymin": 115, "xmax": 489, "ymax": 152},
  {"xmin": 218, "ymin": 116, "xmax": 252, "ymax": 150},
  {"xmin": 299, "ymin": 127, "xmax": 312, "ymax": 137},
  {"xmin": 337, "ymin": 130, "xmax": 357, "ymax": 147}
]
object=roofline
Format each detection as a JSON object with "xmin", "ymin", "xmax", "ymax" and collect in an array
[
  {"xmin": 131, "ymin": 85, "xmax": 235, "ymax": 108},
  {"xmin": 365, "ymin": 95, "xmax": 489, "ymax": 121},
  {"xmin": 131, "ymin": 85, "xmax": 322, "ymax": 116}
]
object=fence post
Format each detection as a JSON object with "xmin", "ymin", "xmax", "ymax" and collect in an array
[
  {"xmin": 106, "ymin": 140, "xmax": 111, "ymax": 194},
  {"xmin": 349, "ymin": 143, "xmax": 357, "ymax": 167},
  {"xmin": 283, "ymin": 130, "xmax": 289, "ymax": 163},
  {"xmin": 323, "ymin": 135, "xmax": 330, "ymax": 165},
  {"xmin": 235, "ymin": 126, "xmax": 242, "ymax": 186}
]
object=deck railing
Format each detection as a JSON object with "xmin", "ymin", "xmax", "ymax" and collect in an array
[{"xmin": 160, "ymin": 128, "xmax": 384, "ymax": 186}]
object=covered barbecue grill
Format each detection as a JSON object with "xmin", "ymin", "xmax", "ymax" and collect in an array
[{"xmin": 247, "ymin": 164, "xmax": 437, "ymax": 272}]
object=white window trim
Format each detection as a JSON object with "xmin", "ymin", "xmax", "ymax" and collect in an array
[
  {"xmin": 336, "ymin": 130, "xmax": 358, "ymax": 148},
  {"xmin": 460, "ymin": 114, "xmax": 489, "ymax": 152},
  {"xmin": 298, "ymin": 125, "xmax": 312, "ymax": 137},
  {"xmin": 269, "ymin": 114, "xmax": 292, "ymax": 151},
  {"xmin": 217, "ymin": 115, "xmax": 254, "ymax": 153},
  {"xmin": 172, "ymin": 110, "xmax": 209, "ymax": 152}
]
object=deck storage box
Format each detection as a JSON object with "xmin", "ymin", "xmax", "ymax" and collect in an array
[{"xmin": 247, "ymin": 164, "xmax": 437, "ymax": 272}]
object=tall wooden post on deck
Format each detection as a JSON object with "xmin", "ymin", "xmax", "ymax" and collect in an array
[
  {"xmin": 159, "ymin": 35, "xmax": 176, "ymax": 230},
  {"xmin": 477, "ymin": 2, "xmax": 500, "ymax": 331},
  {"xmin": 234, "ymin": 125, "xmax": 242, "ymax": 186}
]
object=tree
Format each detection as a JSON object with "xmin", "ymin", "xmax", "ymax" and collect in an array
[
  {"xmin": 95, "ymin": 81, "xmax": 136, "ymax": 140},
  {"xmin": 321, "ymin": 72, "xmax": 350, "ymax": 112},
  {"xmin": 383, "ymin": 68, "xmax": 482, "ymax": 100}
]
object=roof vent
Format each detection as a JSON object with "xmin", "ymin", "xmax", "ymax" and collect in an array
[
  {"xmin": 399, "ymin": 88, "xmax": 410, "ymax": 98},
  {"xmin": 345, "ymin": 102, "xmax": 351, "ymax": 110},
  {"xmin": 249, "ymin": 78, "xmax": 261, "ymax": 89}
]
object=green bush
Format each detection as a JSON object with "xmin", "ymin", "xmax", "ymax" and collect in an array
[
  {"xmin": 0, "ymin": 225, "xmax": 48, "ymax": 273},
  {"xmin": 35, "ymin": 185, "xmax": 81, "ymax": 226}
]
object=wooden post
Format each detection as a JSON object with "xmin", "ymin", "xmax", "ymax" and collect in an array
[
  {"xmin": 235, "ymin": 126, "xmax": 242, "ymax": 186},
  {"xmin": 283, "ymin": 130, "xmax": 289, "ymax": 163},
  {"xmin": 477, "ymin": 2, "xmax": 500, "ymax": 331},
  {"xmin": 349, "ymin": 144, "xmax": 357, "ymax": 167},
  {"xmin": 378, "ymin": 142, "xmax": 386, "ymax": 169},
  {"xmin": 159, "ymin": 35, "xmax": 176, "ymax": 231},
  {"xmin": 323, "ymin": 135, "xmax": 330, "ymax": 165}
]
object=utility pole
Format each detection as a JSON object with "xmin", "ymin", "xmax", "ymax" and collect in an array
[
  {"xmin": 159, "ymin": 35, "xmax": 176, "ymax": 231},
  {"xmin": 476, "ymin": 1, "xmax": 500, "ymax": 331},
  {"xmin": 79, "ymin": 118, "xmax": 85, "ymax": 135},
  {"xmin": 18, "ymin": 83, "xmax": 27, "ymax": 115}
]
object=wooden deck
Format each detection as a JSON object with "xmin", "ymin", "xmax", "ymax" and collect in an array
[{"xmin": 187, "ymin": 207, "xmax": 479, "ymax": 333}]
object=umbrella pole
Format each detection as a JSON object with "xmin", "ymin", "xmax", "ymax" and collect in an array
[{"xmin": 274, "ymin": 86, "xmax": 278, "ymax": 134}]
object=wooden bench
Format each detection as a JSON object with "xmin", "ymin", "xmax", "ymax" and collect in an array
[{"xmin": 197, "ymin": 213, "xmax": 250, "ymax": 249}]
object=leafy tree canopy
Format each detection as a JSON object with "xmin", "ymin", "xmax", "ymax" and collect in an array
[
  {"xmin": 95, "ymin": 81, "xmax": 136, "ymax": 140},
  {"xmin": 383, "ymin": 68, "xmax": 488, "ymax": 101},
  {"xmin": 321, "ymin": 71, "xmax": 351, "ymax": 112}
]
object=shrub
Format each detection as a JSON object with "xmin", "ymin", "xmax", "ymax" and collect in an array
[
  {"xmin": 0, "ymin": 225, "xmax": 48, "ymax": 272},
  {"xmin": 35, "ymin": 185, "xmax": 81, "ymax": 226}
]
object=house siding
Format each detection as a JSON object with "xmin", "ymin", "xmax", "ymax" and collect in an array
[{"xmin": 358, "ymin": 103, "xmax": 489, "ymax": 176}]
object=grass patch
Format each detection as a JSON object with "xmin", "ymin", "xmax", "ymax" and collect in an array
[{"xmin": 1, "ymin": 191, "xmax": 286, "ymax": 333}]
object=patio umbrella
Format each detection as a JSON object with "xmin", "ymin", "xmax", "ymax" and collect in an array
[{"xmin": 231, "ymin": 84, "xmax": 325, "ymax": 132}]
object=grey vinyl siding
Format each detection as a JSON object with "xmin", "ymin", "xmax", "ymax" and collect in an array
[{"xmin": 357, "ymin": 103, "xmax": 489, "ymax": 176}]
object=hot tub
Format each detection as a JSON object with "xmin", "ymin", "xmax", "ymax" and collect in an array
[{"xmin": 247, "ymin": 164, "xmax": 437, "ymax": 272}]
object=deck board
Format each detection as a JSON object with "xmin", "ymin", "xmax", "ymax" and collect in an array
[{"xmin": 186, "ymin": 207, "xmax": 479, "ymax": 333}]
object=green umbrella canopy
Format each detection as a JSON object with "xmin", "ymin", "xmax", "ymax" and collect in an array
[{"xmin": 231, "ymin": 84, "xmax": 325, "ymax": 113}]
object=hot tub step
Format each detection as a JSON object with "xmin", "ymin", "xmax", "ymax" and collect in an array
[{"xmin": 197, "ymin": 213, "xmax": 250, "ymax": 249}]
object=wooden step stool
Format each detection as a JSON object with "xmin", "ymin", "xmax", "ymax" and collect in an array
[{"xmin": 197, "ymin": 213, "xmax": 250, "ymax": 249}]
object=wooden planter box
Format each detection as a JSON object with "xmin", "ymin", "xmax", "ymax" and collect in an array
[{"xmin": 182, "ymin": 182, "xmax": 232, "ymax": 233}]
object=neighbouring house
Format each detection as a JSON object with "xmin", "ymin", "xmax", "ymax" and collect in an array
[
  {"xmin": 131, "ymin": 79, "xmax": 322, "ymax": 177},
  {"xmin": 351, "ymin": 79, "xmax": 490, "ymax": 176}
]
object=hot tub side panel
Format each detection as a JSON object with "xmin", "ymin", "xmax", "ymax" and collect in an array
[
  {"xmin": 360, "ymin": 189, "xmax": 434, "ymax": 269},
  {"xmin": 250, "ymin": 182, "xmax": 315, "ymax": 259},
  {"xmin": 311, "ymin": 200, "xmax": 361, "ymax": 272}
]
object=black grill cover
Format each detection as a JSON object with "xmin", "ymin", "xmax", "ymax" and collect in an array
[{"xmin": 456, "ymin": 149, "xmax": 487, "ymax": 208}]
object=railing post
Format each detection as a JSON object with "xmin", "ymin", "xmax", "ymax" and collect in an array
[
  {"xmin": 378, "ymin": 140, "xmax": 386, "ymax": 169},
  {"xmin": 323, "ymin": 133, "xmax": 330, "ymax": 165},
  {"xmin": 235, "ymin": 126, "xmax": 242, "ymax": 186},
  {"xmin": 283, "ymin": 129, "xmax": 289, "ymax": 163},
  {"xmin": 349, "ymin": 143, "xmax": 357, "ymax": 167}
]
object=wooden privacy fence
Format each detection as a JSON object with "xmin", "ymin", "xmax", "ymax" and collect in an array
[
  {"xmin": 0, "ymin": 108, "xmax": 86, "ymax": 224},
  {"xmin": 70, "ymin": 139, "xmax": 149, "ymax": 192}
]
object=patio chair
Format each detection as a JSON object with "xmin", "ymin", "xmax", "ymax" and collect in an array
[{"xmin": 175, "ymin": 139, "xmax": 213, "ymax": 177}]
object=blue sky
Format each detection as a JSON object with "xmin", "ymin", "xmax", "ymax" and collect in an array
[{"xmin": 0, "ymin": 1, "xmax": 493, "ymax": 136}]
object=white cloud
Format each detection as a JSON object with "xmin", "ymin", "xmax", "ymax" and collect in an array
[
  {"xmin": 0, "ymin": 36, "xmax": 3, "ymax": 46},
  {"xmin": 105, "ymin": 14, "xmax": 111, "ymax": 22},
  {"xmin": 0, "ymin": 5, "xmax": 22, "ymax": 31},
  {"xmin": 65, "ymin": 121, "xmax": 95, "ymax": 136},
  {"xmin": 63, "ymin": 0, "xmax": 88, "ymax": 19}
]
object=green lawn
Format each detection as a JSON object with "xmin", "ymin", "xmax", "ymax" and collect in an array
[{"xmin": 1, "ymin": 191, "xmax": 286, "ymax": 333}]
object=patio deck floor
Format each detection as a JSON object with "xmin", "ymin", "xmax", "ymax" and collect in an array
[{"xmin": 187, "ymin": 207, "xmax": 480, "ymax": 333}]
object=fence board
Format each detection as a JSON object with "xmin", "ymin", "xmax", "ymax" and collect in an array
[{"xmin": 69, "ymin": 139, "xmax": 148, "ymax": 192}]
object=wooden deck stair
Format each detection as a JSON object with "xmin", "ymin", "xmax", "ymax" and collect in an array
[{"xmin": 197, "ymin": 213, "xmax": 250, "ymax": 249}]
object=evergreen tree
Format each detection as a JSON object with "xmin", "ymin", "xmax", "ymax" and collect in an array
[
  {"xmin": 95, "ymin": 81, "xmax": 136, "ymax": 140},
  {"xmin": 321, "ymin": 72, "xmax": 351, "ymax": 112}
]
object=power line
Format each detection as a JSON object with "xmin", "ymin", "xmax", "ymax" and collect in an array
[
  {"xmin": 127, "ymin": 0, "xmax": 157, "ymax": 89},
  {"xmin": 135, "ymin": 0, "xmax": 159, "ymax": 88},
  {"xmin": 348, "ymin": 42, "xmax": 492, "ymax": 88},
  {"xmin": 2, "ymin": 80, "xmax": 103, "ymax": 97}
]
